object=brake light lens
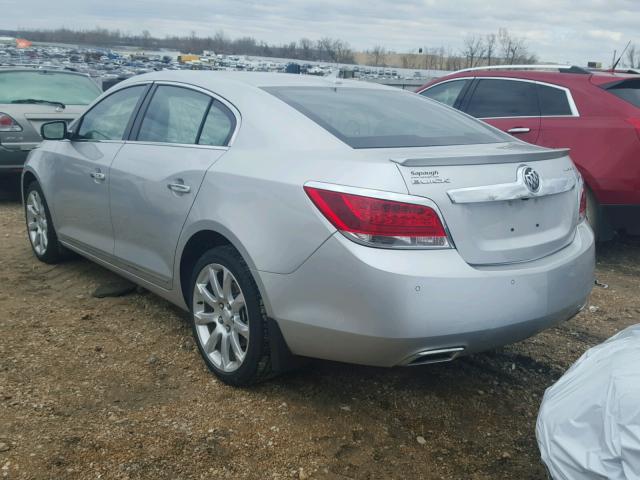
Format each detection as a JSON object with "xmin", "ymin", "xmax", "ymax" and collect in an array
[
  {"xmin": 0, "ymin": 113, "xmax": 22, "ymax": 132},
  {"xmin": 627, "ymin": 117, "xmax": 640, "ymax": 140},
  {"xmin": 304, "ymin": 185, "xmax": 450, "ymax": 248},
  {"xmin": 578, "ymin": 186, "xmax": 587, "ymax": 222}
]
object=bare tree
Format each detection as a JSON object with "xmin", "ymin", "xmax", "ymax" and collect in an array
[
  {"xmin": 369, "ymin": 45, "xmax": 387, "ymax": 66},
  {"xmin": 462, "ymin": 35, "xmax": 485, "ymax": 68},
  {"xmin": 497, "ymin": 28, "xmax": 535, "ymax": 65},
  {"xmin": 485, "ymin": 33, "xmax": 497, "ymax": 66},
  {"xmin": 299, "ymin": 38, "xmax": 313, "ymax": 60}
]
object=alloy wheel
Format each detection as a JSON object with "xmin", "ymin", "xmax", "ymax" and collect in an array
[
  {"xmin": 192, "ymin": 263, "xmax": 250, "ymax": 372},
  {"xmin": 26, "ymin": 190, "xmax": 48, "ymax": 256}
]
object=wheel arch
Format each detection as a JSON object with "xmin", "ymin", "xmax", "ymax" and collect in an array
[
  {"xmin": 176, "ymin": 224, "xmax": 273, "ymax": 317},
  {"xmin": 21, "ymin": 168, "xmax": 39, "ymax": 204}
]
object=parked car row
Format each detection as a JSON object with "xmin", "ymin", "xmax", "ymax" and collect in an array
[
  {"xmin": 418, "ymin": 65, "xmax": 640, "ymax": 239},
  {"xmin": 22, "ymin": 71, "xmax": 594, "ymax": 385}
]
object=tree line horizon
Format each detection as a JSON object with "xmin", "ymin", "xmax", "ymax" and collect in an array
[{"xmin": 1, "ymin": 27, "xmax": 541, "ymax": 69}]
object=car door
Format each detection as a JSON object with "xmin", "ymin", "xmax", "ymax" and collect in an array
[
  {"xmin": 50, "ymin": 84, "xmax": 149, "ymax": 255},
  {"xmin": 535, "ymin": 82, "xmax": 581, "ymax": 148},
  {"xmin": 109, "ymin": 83, "xmax": 237, "ymax": 288},
  {"xmin": 463, "ymin": 78, "xmax": 541, "ymax": 144}
]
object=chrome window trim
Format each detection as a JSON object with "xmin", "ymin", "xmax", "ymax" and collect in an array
[
  {"xmin": 419, "ymin": 76, "xmax": 580, "ymax": 118},
  {"xmin": 122, "ymin": 140, "xmax": 229, "ymax": 151},
  {"xmin": 447, "ymin": 166, "xmax": 576, "ymax": 204},
  {"xmin": 303, "ymin": 180, "xmax": 455, "ymax": 249},
  {"xmin": 416, "ymin": 76, "xmax": 470, "ymax": 95}
]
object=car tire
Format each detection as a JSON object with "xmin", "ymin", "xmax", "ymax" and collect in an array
[
  {"xmin": 24, "ymin": 181, "xmax": 65, "ymax": 264},
  {"xmin": 585, "ymin": 185, "xmax": 616, "ymax": 242},
  {"xmin": 585, "ymin": 185, "xmax": 600, "ymax": 239},
  {"xmin": 189, "ymin": 245, "xmax": 273, "ymax": 386}
]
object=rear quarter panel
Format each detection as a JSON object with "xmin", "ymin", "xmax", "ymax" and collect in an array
[{"xmin": 173, "ymin": 88, "xmax": 411, "ymax": 312}]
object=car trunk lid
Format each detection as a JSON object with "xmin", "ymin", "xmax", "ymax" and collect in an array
[
  {"xmin": 22, "ymin": 106, "xmax": 85, "ymax": 135},
  {"xmin": 0, "ymin": 104, "xmax": 86, "ymax": 150},
  {"xmin": 391, "ymin": 142, "xmax": 580, "ymax": 265}
]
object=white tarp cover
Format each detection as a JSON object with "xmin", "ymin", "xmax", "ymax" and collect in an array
[{"xmin": 536, "ymin": 324, "xmax": 640, "ymax": 480}]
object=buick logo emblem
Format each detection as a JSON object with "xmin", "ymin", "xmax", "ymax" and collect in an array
[{"xmin": 522, "ymin": 167, "xmax": 541, "ymax": 193}]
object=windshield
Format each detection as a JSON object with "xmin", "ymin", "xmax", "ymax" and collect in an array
[
  {"xmin": 0, "ymin": 71, "xmax": 102, "ymax": 105},
  {"xmin": 264, "ymin": 86, "xmax": 508, "ymax": 148}
]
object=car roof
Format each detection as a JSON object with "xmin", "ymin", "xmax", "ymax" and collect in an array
[
  {"xmin": 418, "ymin": 67, "xmax": 639, "ymax": 90},
  {"xmin": 112, "ymin": 71, "xmax": 405, "ymax": 151},
  {"xmin": 118, "ymin": 70, "xmax": 392, "ymax": 92}
]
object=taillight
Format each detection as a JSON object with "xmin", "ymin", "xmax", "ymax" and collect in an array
[
  {"xmin": 0, "ymin": 113, "xmax": 22, "ymax": 132},
  {"xmin": 304, "ymin": 185, "xmax": 451, "ymax": 248},
  {"xmin": 579, "ymin": 186, "xmax": 587, "ymax": 222},
  {"xmin": 627, "ymin": 118, "xmax": 640, "ymax": 140}
]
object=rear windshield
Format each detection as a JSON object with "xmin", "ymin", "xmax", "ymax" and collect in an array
[
  {"xmin": 264, "ymin": 86, "xmax": 508, "ymax": 148},
  {"xmin": 0, "ymin": 71, "xmax": 101, "ymax": 105},
  {"xmin": 604, "ymin": 79, "xmax": 640, "ymax": 108}
]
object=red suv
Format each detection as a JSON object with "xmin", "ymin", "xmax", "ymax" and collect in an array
[{"xmin": 417, "ymin": 66, "xmax": 640, "ymax": 240}]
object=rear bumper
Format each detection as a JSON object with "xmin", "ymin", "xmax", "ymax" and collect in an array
[
  {"xmin": 0, "ymin": 146, "xmax": 29, "ymax": 172},
  {"xmin": 260, "ymin": 222, "xmax": 595, "ymax": 367}
]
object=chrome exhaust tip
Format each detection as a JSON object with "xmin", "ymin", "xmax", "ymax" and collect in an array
[{"xmin": 402, "ymin": 347, "xmax": 465, "ymax": 366}]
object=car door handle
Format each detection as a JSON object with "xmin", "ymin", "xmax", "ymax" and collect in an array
[
  {"xmin": 507, "ymin": 127, "xmax": 531, "ymax": 134},
  {"xmin": 167, "ymin": 183, "xmax": 191, "ymax": 194},
  {"xmin": 90, "ymin": 171, "xmax": 106, "ymax": 181}
]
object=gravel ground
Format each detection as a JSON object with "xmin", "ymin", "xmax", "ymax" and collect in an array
[{"xmin": 1, "ymin": 177, "xmax": 639, "ymax": 479}]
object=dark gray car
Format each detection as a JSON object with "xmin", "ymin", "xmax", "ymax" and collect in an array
[{"xmin": 0, "ymin": 68, "xmax": 101, "ymax": 174}]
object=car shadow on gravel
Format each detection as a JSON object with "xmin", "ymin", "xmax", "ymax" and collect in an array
[{"xmin": 0, "ymin": 174, "xmax": 21, "ymax": 202}]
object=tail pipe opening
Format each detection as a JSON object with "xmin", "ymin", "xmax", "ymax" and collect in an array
[{"xmin": 403, "ymin": 347, "xmax": 465, "ymax": 366}]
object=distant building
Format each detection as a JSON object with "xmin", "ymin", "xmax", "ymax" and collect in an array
[{"xmin": 0, "ymin": 36, "xmax": 15, "ymax": 44}]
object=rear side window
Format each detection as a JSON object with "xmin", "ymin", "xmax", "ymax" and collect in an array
[
  {"xmin": 77, "ymin": 85, "xmax": 145, "ymax": 141},
  {"xmin": 198, "ymin": 102, "xmax": 235, "ymax": 146},
  {"xmin": 138, "ymin": 86, "xmax": 210, "ymax": 144},
  {"xmin": 264, "ymin": 86, "xmax": 507, "ymax": 149},
  {"xmin": 538, "ymin": 84, "xmax": 573, "ymax": 115},
  {"xmin": 466, "ymin": 79, "xmax": 539, "ymax": 118},
  {"xmin": 604, "ymin": 79, "xmax": 640, "ymax": 108},
  {"xmin": 420, "ymin": 79, "xmax": 469, "ymax": 107}
]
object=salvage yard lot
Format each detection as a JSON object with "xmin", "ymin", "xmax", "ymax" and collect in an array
[{"xmin": 1, "ymin": 183, "xmax": 639, "ymax": 480}]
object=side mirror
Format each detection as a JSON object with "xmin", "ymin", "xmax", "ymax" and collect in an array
[{"xmin": 41, "ymin": 121, "xmax": 68, "ymax": 141}]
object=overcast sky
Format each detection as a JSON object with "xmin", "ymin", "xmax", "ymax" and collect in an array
[{"xmin": 1, "ymin": 0, "xmax": 638, "ymax": 65}]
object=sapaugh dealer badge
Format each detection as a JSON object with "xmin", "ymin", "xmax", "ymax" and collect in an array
[{"xmin": 410, "ymin": 170, "xmax": 451, "ymax": 185}]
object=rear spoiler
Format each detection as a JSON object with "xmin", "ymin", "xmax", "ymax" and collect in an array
[{"xmin": 390, "ymin": 148, "xmax": 570, "ymax": 167}]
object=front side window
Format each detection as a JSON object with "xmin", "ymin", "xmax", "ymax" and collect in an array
[
  {"xmin": 0, "ymin": 71, "xmax": 101, "ymax": 105},
  {"xmin": 265, "ymin": 86, "xmax": 507, "ymax": 149},
  {"xmin": 420, "ymin": 79, "xmax": 469, "ymax": 107},
  {"xmin": 76, "ymin": 85, "xmax": 146, "ymax": 141},
  {"xmin": 538, "ymin": 84, "xmax": 573, "ymax": 116},
  {"xmin": 137, "ymin": 86, "xmax": 211, "ymax": 144},
  {"xmin": 466, "ymin": 79, "xmax": 539, "ymax": 118}
]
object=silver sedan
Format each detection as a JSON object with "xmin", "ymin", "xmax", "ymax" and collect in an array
[{"xmin": 22, "ymin": 72, "xmax": 595, "ymax": 385}]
